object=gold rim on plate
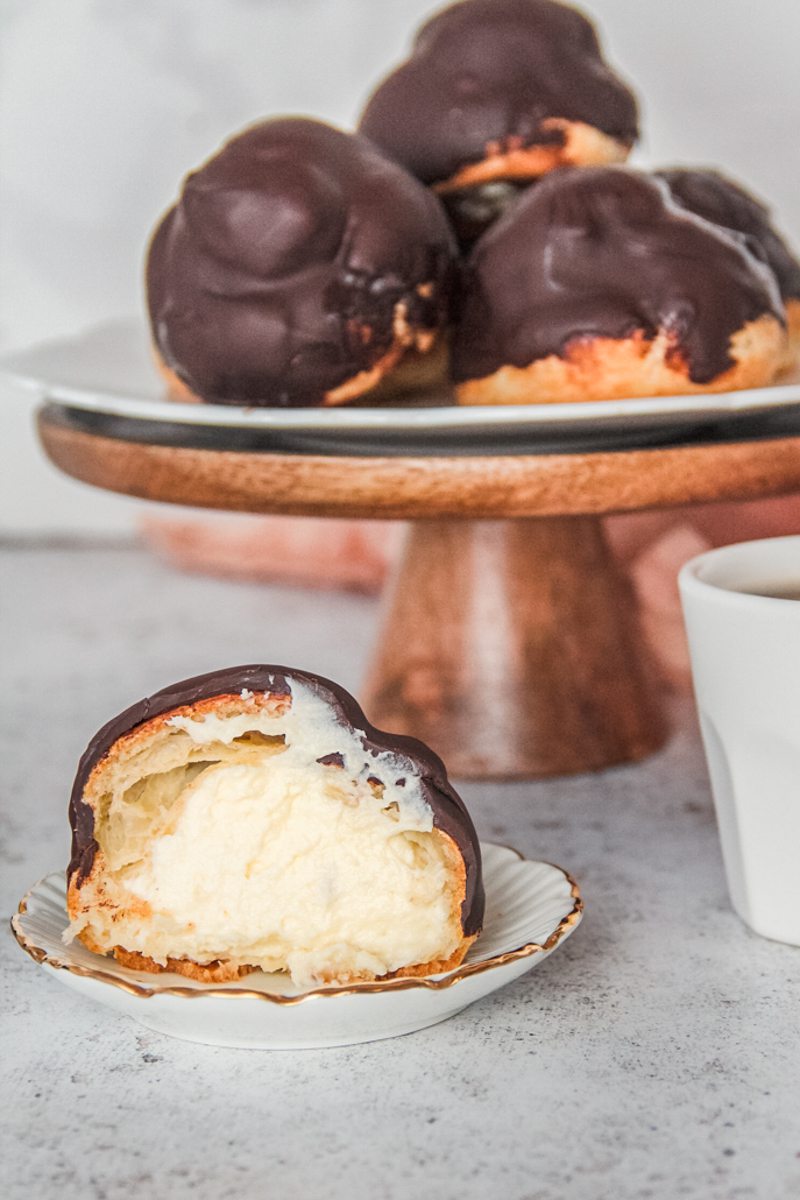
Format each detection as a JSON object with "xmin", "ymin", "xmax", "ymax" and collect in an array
[{"xmin": 10, "ymin": 846, "xmax": 583, "ymax": 1006}]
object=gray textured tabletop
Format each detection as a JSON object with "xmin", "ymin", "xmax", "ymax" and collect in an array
[{"xmin": 2, "ymin": 540, "xmax": 800, "ymax": 1200}]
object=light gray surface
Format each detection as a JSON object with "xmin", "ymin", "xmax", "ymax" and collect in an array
[{"xmin": 2, "ymin": 542, "xmax": 799, "ymax": 1200}]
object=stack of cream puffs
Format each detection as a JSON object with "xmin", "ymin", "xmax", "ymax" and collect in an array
[{"xmin": 145, "ymin": 0, "xmax": 800, "ymax": 408}]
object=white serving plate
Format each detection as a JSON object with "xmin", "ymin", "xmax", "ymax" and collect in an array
[
  {"xmin": 3, "ymin": 319, "xmax": 800, "ymax": 455},
  {"xmin": 11, "ymin": 843, "xmax": 582, "ymax": 1049}
]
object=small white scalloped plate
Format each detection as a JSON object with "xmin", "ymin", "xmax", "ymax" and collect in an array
[{"xmin": 11, "ymin": 843, "xmax": 582, "ymax": 1049}]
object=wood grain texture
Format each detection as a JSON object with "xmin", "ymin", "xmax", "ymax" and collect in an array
[
  {"xmin": 37, "ymin": 408, "xmax": 800, "ymax": 777},
  {"xmin": 37, "ymin": 412, "xmax": 800, "ymax": 520},
  {"xmin": 363, "ymin": 518, "xmax": 667, "ymax": 778}
]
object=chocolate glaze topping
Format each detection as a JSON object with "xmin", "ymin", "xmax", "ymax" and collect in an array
[
  {"xmin": 146, "ymin": 119, "xmax": 456, "ymax": 406},
  {"xmin": 657, "ymin": 168, "xmax": 800, "ymax": 303},
  {"xmin": 359, "ymin": 0, "xmax": 639, "ymax": 186},
  {"xmin": 68, "ymin": 665, "xmax": 484, "ymax": 937},
  {"xmin": 452, "ymin": 167, "xmax": 784, "ymax": 386}
]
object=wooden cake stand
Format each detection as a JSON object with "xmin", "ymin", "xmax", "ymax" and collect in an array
[{"xmin": 37, "ymin": 404, "xmax": 800, "ymax": 779}]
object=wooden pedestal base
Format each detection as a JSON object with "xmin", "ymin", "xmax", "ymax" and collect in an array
[
  {"xmin": 39, "ymin": 408, "xmax": 800, "ymax": 779},
  {"xmin": 363, "ymin": 517, "xmax": 667, "ymax": 779}
]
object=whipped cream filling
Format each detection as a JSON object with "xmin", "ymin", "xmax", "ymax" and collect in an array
[
  {"xmin": 67, "ymin": 680, "xmax": 461, "ymax": 985},
  {"xmin": 165, "ymin": 678, "xmax": 433, "ymax": 826},
  {"xmin": 118, "ymin": 756, "xmax": 454, "ymax": 986}
]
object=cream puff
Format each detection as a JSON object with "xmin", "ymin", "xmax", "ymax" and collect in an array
[
  {"xmin": 453, "ymin": 167, "xmax": 787, "ymax": 405},
  {"xmin": 66, "ymin": 666, "xmax": 484, "ymax": 988},
  {"xmin": 146, "ymin": 119, "xmax": 457, "ymax": 406},
  {"xmin": 359, "ymin": 0, "xmax": 639, "ymax": 245},
  {"xmin": 657, "ymin": 168, "xmax": 800, "ymax": 370}
]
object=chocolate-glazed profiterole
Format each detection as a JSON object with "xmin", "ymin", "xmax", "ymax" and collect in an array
[
  {"xmin": 359, "ymin": 0, "xmax": 639, "ymax": 245},
  {"xmin": 146, "ymin": 119, "xmax": 457, "ymax": 407},
  {"xmin": 66, "ymin": 666, "xmax": 484, "ymax": 987},
  {"xmin": 658, "ymin": 168, "xmax": 800, "ymax": 369},
  {"xmin": 453, "ymin": 167, "xmax": 787, "ymax": 406}
]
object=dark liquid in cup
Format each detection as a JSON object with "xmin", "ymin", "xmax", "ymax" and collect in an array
[{"xmin": 739, "ymin": 583, "xmax": 800, "ymax": 601}]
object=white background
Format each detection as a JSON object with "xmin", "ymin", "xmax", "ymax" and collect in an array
[{"xmin": 2, "ymin": 0, "xmax": 800, "ymax": 533}]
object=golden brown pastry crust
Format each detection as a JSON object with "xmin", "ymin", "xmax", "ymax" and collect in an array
[
  {"xmin": 89, "ymin": 932, "xmax": 476, "ymax": 985},
  {"xmin": 155, "ymin": 357, "xmax": 199, "ymax": 404},
  {"xmin": 434, "ymin": 119, "xmax": 631, "ymax": 195},
  {"xmin": 784, "ymin": 298, "xmax": 800, "ymax": 372},
  {"xmin": 154, "ymin": 298, "xmax": 447, "ymax": 408},
  {"xmin": 455, "ymin": 315, "xmax": 786, "ymax": 406},
  {"xmin": 157, "ymin": 342, "xmax": 451, "ymax": 407}
]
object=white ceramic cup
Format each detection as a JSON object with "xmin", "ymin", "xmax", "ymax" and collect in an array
[{"xmin": 679, "ymin": 535, "xmax": 800, "ymax": 944}]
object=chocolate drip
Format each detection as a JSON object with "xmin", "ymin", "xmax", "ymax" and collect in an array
[
  {"xmin": 359, "ymin": 0, "xmax": 638, "ymax": 186},
  {"xmin": 68, "ymin": 665, "xmax": 484, "ymax": 937},
  {"xmin": 657, "ymin": 168, "xmax": 800, "ymax": 302},
  {"xmin": 146, "ymin": 119, "xmax": 456, "ymax": 407},
  {"xmin": 452, "ymin": 167, "xmax": 784, "ymax": 386},
  {"xmin": 317, "ymin": 752, "xmax": 345, "ymax": 768}
]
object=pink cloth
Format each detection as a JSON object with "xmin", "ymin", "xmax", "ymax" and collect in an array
[
  {"xmin": 607, "ymin": 495, "xmax": 800, "ymax": 686},
  {"xmin": 140, "ymin": 513, "xmax": 402, "ymax": 594},
  {"xmin": 142, "ymin": 494, "xmax": 800, "ymax": 689}
]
